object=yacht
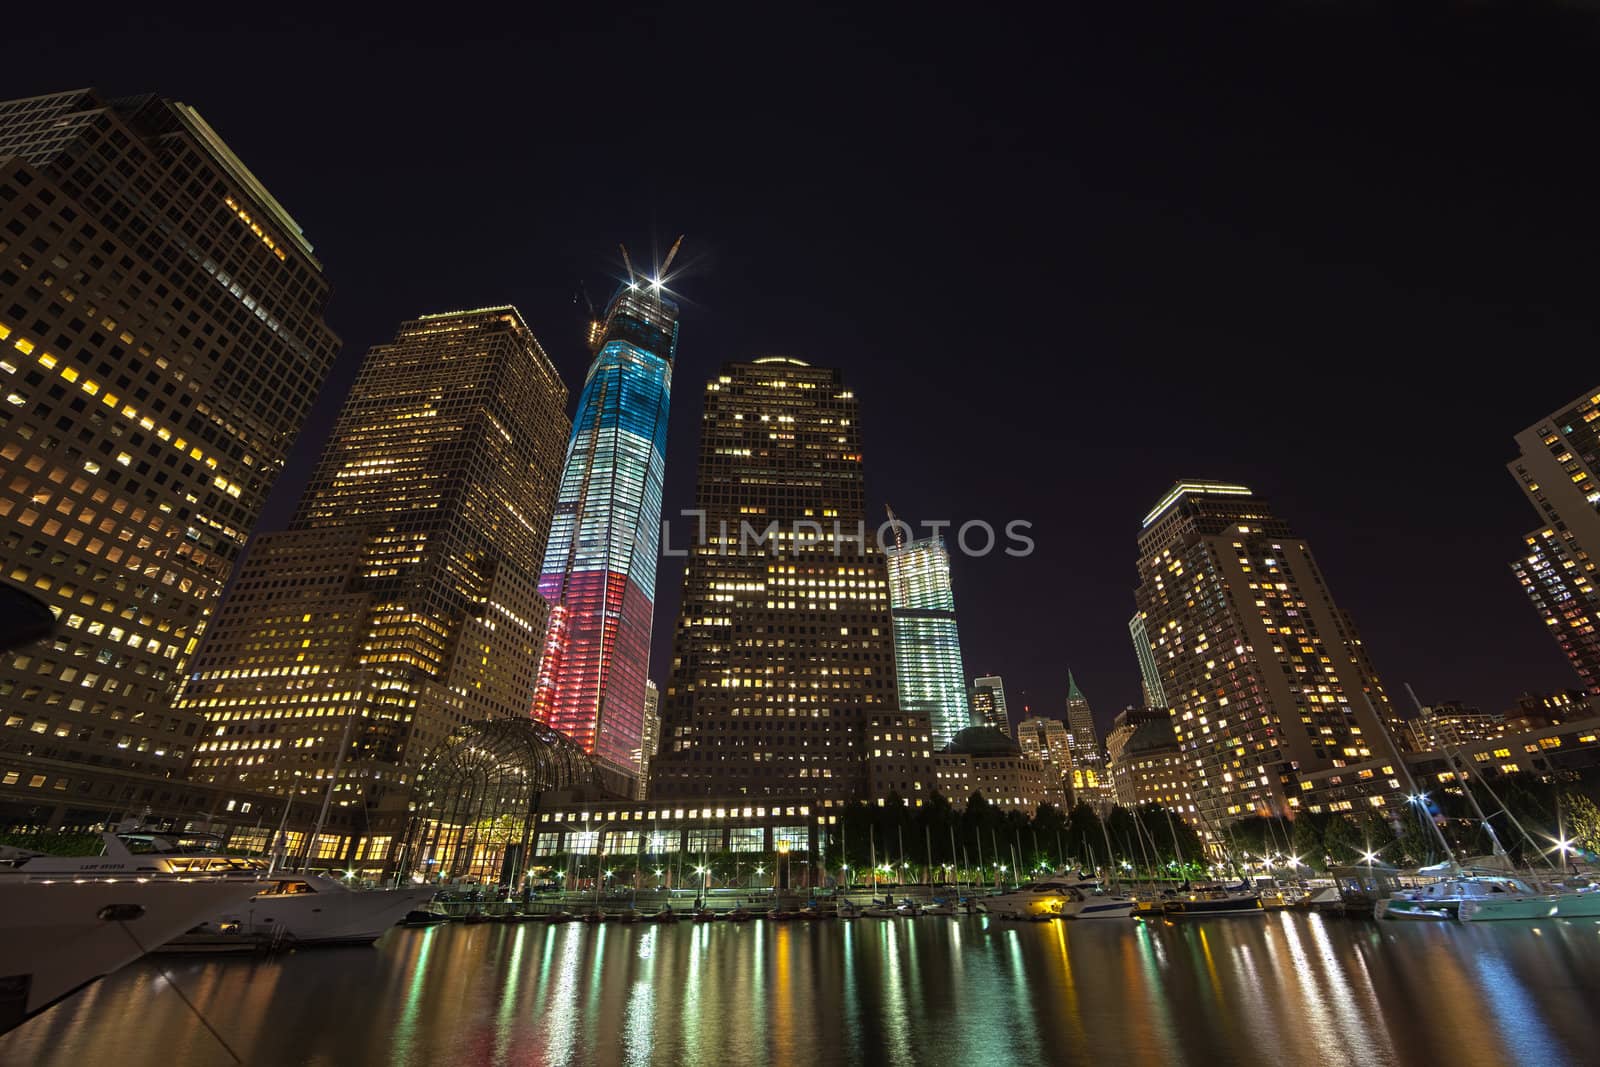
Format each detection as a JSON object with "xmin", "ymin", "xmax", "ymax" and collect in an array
[
  {"xmin": 979, "ymin": 878, "xmax": 1098, "ymax": 919},
  {"xmin": 6, "ymin": 828, "xmax": 435, "ymax": 948},
  {"xmin": 980, "ymin": 873, "xmax": 1137, "ymax": 920},
  {"xmin": 0, "ymin": 876, "xmax": 259, "ymax": 1034},
  {"xmin": 1161, "ymin": 884, "xmax": 1264, "ymax": 917},
  {"xmin": 1375, "ymin": 873, "xmax": 1537, "ymax": 921},
  {"xmin": 1057, "ymin": 885, "xmax": 1137, "ymax": 920}
]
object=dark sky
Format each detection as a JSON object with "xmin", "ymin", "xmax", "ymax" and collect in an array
[{"xmin": 9, "ymin": 4, "xmax": 1600, "ymax": 734}]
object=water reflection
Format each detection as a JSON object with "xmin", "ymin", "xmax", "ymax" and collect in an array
[{"xmin": 3, "ymin": 914, "xmax": 1598, "ymax": 1067}]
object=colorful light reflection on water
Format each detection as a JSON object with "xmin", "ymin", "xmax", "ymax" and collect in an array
[{"xmin": 5, "ymin": 914, "xmax": 1600, "ymax": 1066}]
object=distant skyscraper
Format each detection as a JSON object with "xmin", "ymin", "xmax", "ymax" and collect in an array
[
  {"xmin": 0, "ymin": 90, "xmax": 339, "ymax": 795},
  {"xmin": 971, "ymin": 676, "xmax": 1010, "ymax": 736},
  {"xmin": 1063, "ymin": 672, "xmax": 1112, "ymax": 809},
  {"xmin": 179, "ymin": 309, "xmax": 569, "ymax": 844},
  {"xmin": 635, "ymin": 680, "xmax": 660, "ymax": 800},
  {"xmin": 1508, "ymin": 388, "xmax": 1600, "ymax": 694},
  {"xmin": 1015, "ymin": 716, "xmax": 1072, "ymax": 800},
  {"xmin": 886, "ymin": 533, "xmax": 970, "ymax": 747},
  {"xmin": 1133, "ymin": 481, "xmax": 1401, "ymax": 825},
  {"xmin": 650, "ymin": 359, "xmax": 896, "ymax": 803},
  {"xmin": 1129, "ymin": 611, "xmax": 1168, "ymax": 707},
  {"xmin": 531, "ymin": 274, "xmax": 679, "ymax": 780}
]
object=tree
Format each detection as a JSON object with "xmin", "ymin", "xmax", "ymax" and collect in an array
[{"xmin": 1564, "ymin": 791, "xmax": 1600, "ymax": 860}]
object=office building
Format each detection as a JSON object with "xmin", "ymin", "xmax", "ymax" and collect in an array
[
  {"xmin": 650, "ymin": 359, "xmax": 895, "ymax": 804},
  {"xmin": 1062, "ymin": 671, "xmax": 1112, "ymax": 809},
  {"xmin": 1133, "ymin": 481, "xmax": 1402, "ymax": 826},
  {"xmin": 634, "ymin": 680, "xmax": 660, "ymax": 800},
  {"xmin": 1015, "ymin": 715, "xmax": 1073, "ymax": 800},
  {"xmin": 532, "ymin": 275, "xmax": 679, "ymax": 779},
  {"xmin": 0, "ymin": 90, "xmax": 339, "ymax": 820},
  {"xmin": 1104, "ymin": 706, "xmax": 1188, "ymax": 814},
  {"xmin": 931, "ymin": 726, "xmax": 1061, "ymax": 814},
  {"xmin": 177, "ymin": 309, "xmax": 569, "ymax": 860},
  {"xmin": 864, "ymin": 709, "xmax": 934, "ymax": 804},
  {"xmin": 886, "ymin": 533, "xmax": 970, "ymax": 747},
  {"xmin": 971, "ymin": 675, "xmax": 1010, "ymax": 736}
]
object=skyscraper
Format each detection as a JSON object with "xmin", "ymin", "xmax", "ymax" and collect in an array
[
  {"xmin": 1508, "ymin": 388, "xmax": 1600, "ymax": 694},
  {"xmin": 531, "ymin": 277, "xmax": 678, "ymax": 781},
  {"xmin": 1129, "ymin": 610, "xmax": 1168, "ymax": 707},
  {"xmin": 1133, "ymin": 481, "xmax": 1401, "ymax": 826},
  {"xmin": 971, "ymin": 675, "xmax": 1009, "ymax": 736},
  {"xmin": 650, "ymin": 359, "xmax": 896, "ymax": 804},
  {"xmin": 886, "ymin": 533, "xmax": 970, "ymax": 747},
  {"xmin": 1015, "ymin": 715, "xmax": 1072, "ymax": 800},
  {"xmin": 635, "ymin": 680, "xmax": 660, "ymax": 800},
  {"xmin": 0, "ymin": 90, "xmax": 339, "ymax": 799},
  {"xmin": 1063, "ymin": 672, "xmax": 1112, "ymax": 809},
  {"xmin": 178, "ymin": 309, "xmax": 569, "ymax": 852}
]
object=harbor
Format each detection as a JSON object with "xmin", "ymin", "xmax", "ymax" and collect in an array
[{"xmin": 4, "ymin": 911, "xmax": 1598, "ymax": 1067}]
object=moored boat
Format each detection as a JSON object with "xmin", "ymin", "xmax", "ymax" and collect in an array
[
  {"xmin": 0, "ymin": 876, "xmax": 259, "ymax": 1034},
  {"xmin": 1058, "ymin": 887, "xmax": 1136, "ymax": 920},
  {"xmin": 1162, "ymin": 888, "xmax": 1264, "ymax": 917},
  {"xmin": 6, "ymin": 828, "xmax": 436, "ymax": 948},
  {"xmin": 1376, "ymin": 873, "xmax": 1540, "ymax": 922}
]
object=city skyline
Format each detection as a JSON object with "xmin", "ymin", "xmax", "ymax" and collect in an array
[{"xmin": 4, "ymin": 9, "xmax": 1599, "ymax": 743}]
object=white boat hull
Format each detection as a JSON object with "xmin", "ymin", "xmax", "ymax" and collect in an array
[
  {"xmin": 1061, "ymin": 897, "xmax": 1136, "ymax": 920},
  {"xmin": 0, "ymin": 879, "xmax": 258, "ymax": 1032},
  {"xmin": 169, "ymin": 884, "xmax": 438, "ymax": 948}
]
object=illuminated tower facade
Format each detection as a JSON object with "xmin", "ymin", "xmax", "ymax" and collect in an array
[
  {"xmin": 178, "ymin": 309, "xmax": 569, "ymax": 835},
  {"xmin": 1063, "ymin": 672, "xmax": 1112, "ymax": 809},
  {"xmin": 1129, "ymin": 610, "xmax": 1168, "ymax": 706},
  {"xmin": 650, "ymin": 359, "xmax": 896, "ymax": 804},
  {"xmin": 1508, "ymin": 388, "xmax": 1600, "ymax": 694},
  {"xmin": 886, "ymin": 534, "xmax": 970, "ymax": 747},
  {"xmin": 971, "ymin": 675, "xmax": 1010, "ymax": 735},
  {"xmin": 0, "ymin": 90, "xmax": 339, "ymax": 802},
  {"xmin": 1133, "ymin": 481, "xmax": 1400, "ymax": 826},
  {"xmin": 531, "ymin": 278, "xmax": 678, "ymax": 780}
]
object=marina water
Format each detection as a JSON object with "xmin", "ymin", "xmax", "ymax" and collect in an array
[{"xmin": 4, "ymin": 913, "xmax": 1598, "ymax": 1066}]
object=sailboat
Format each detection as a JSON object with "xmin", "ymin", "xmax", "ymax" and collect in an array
[{"xmin": 1391, "ymin": 685, "xmax": 1596, "ymax": 922}]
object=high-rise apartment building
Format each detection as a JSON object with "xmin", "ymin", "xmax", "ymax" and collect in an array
[
  {"xmin": 531, "ymin": 280, "xmax": 678, "ymax": 780},
  {"xmin": 1129, "ymin": 610, "xmax": 1168, "ymax": 707},
  {"xmin": 634, "ymin": 680, "xmax": 660, "ymax": 800},
  {"xmin": 1133, "ymin": 481, "xmax": 1401, "ymax": 826},
  {"xmin": 178, "ymin": 309, "xmax": 569, "ymax": 849},
  {"xmin": 1408, "ymin": 701, "xmax": 1505, "ymax": 754},
  {"xmin": 1063, "ymin": 672, "xmax": 1112, "ymax": 809},
  {"xmin": 886, "ymin": 533, "xmax": 970, "ymax": 747},
  {"xmin": 0, "ymin": 90, "xmax": 339, "ymax": 810},
  {"xmin": 650, "ymin": 359, "xmax": 896, "ymax": 804},
  {"xmin": 1508, "ymin": 388, "xmax": 1600, "ymax": 694},
  {"xmin": 971, "ymin": 675, "xmax": 1009, "ymax": 736}
]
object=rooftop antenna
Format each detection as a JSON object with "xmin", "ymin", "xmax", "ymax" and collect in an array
[{"xmin": 885, "ymin": 504, "xmax": 910, "ymax": 605}]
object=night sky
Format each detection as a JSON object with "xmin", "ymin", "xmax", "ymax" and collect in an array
[{"xmin": 9, "ymin": 5, "xmax": 1599, "ymax": 734}]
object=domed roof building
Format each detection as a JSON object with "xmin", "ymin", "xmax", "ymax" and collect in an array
[{"xmin": 933, "ymin": 725, "xmax": 1064, "ymax": 815}]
